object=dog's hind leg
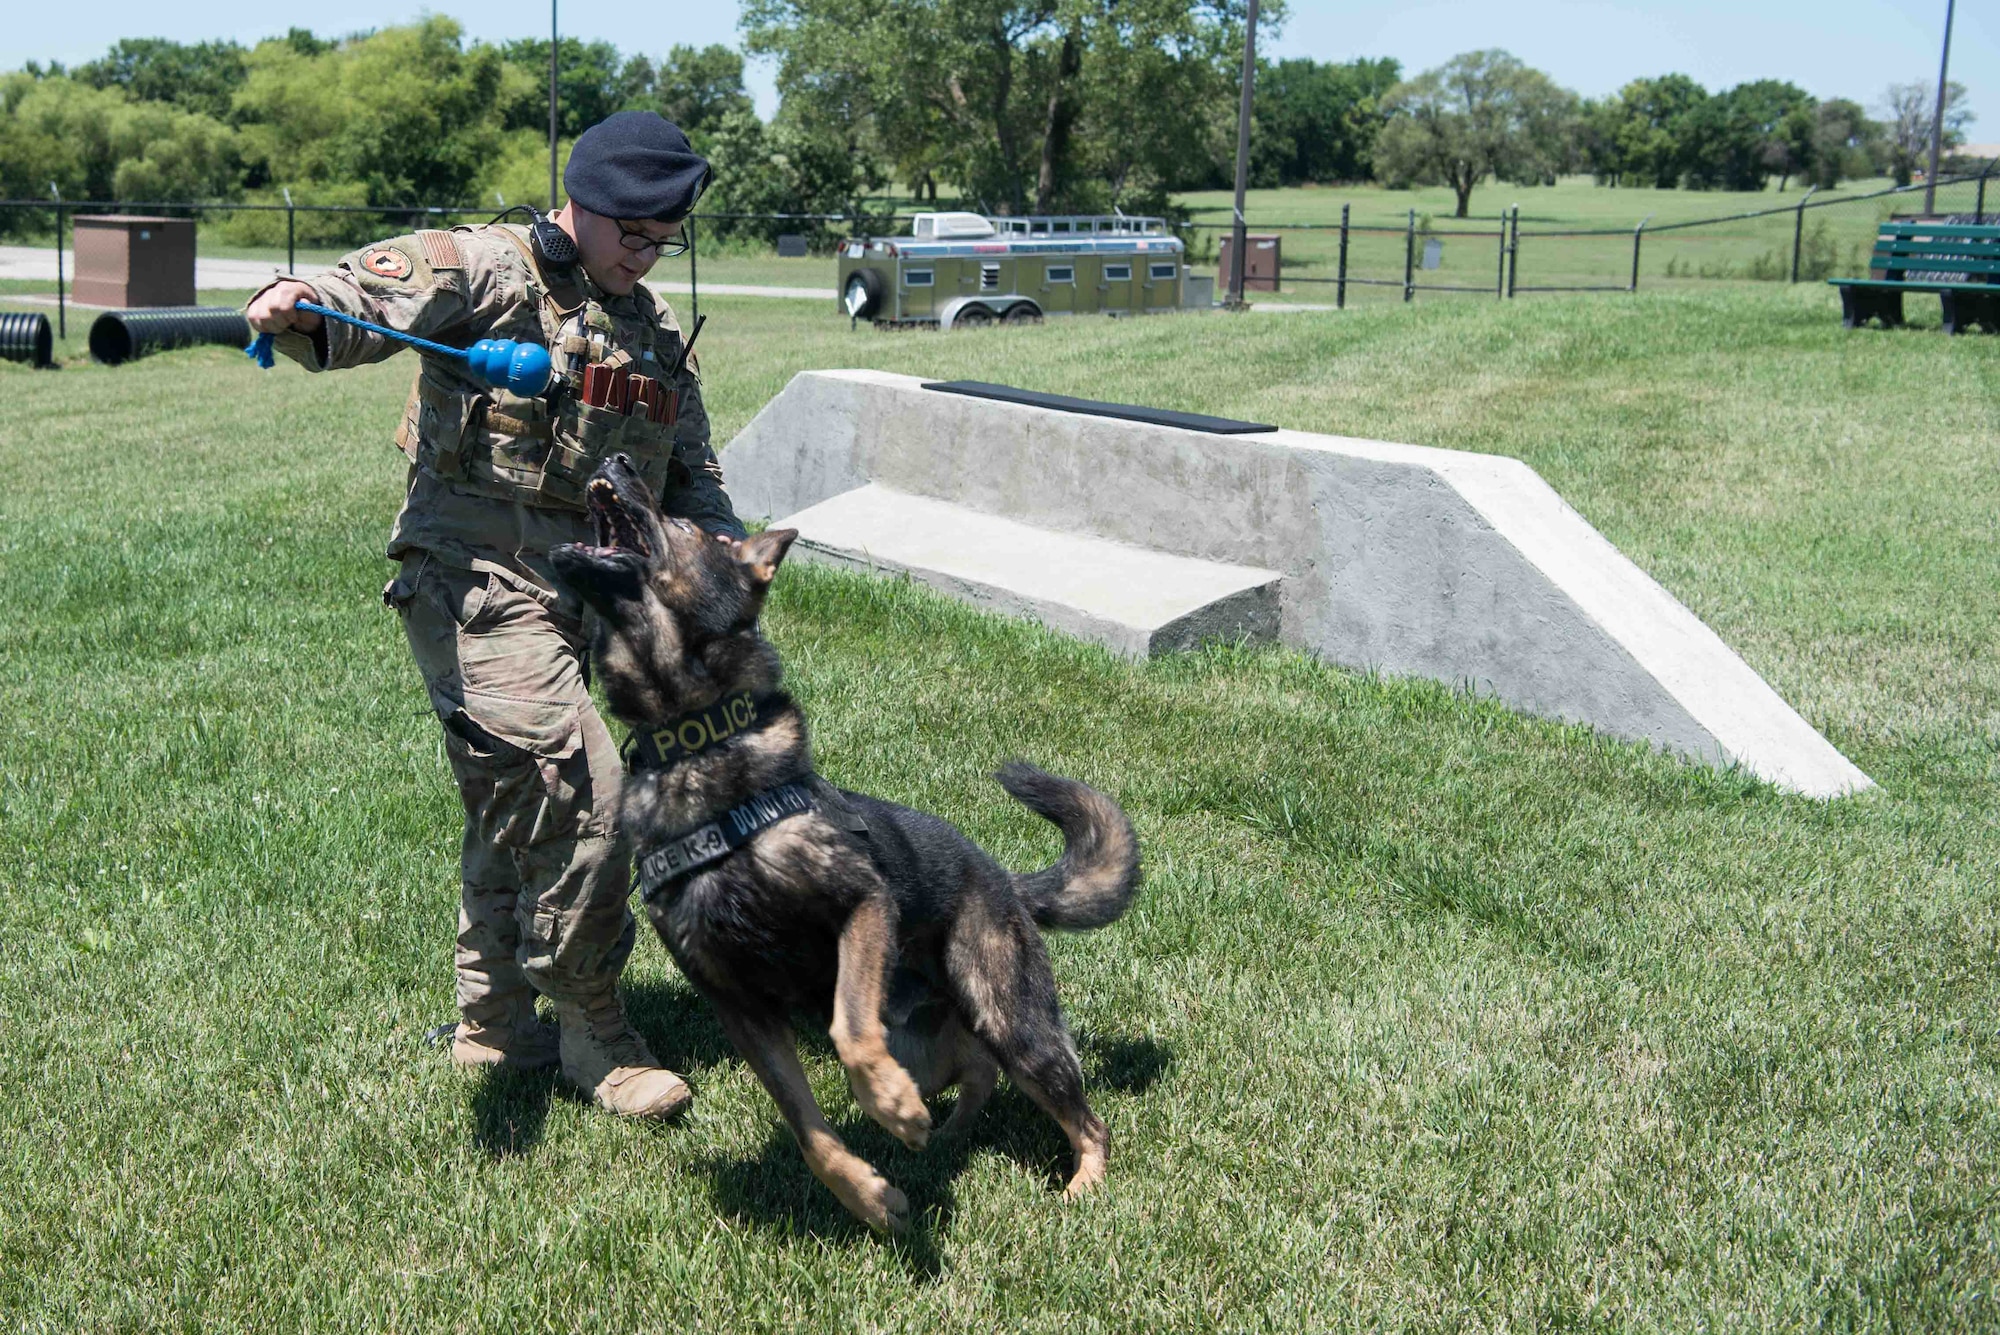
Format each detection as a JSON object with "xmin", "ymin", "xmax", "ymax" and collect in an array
[
  {"xmin": 714, "ymin": 1006, "xmax": 910, "ymax": 1234},
  {"xmin": 946, "ymin": 900, "xmax": 1109, "ymax": 1198},
  {"xmin": 832, "ymin": 895, "xmax": 933, "ymax": 1152},
  {"xmin": 889, "ymin": 1005, "xmax": 1001, "ymax": 1136},
  {"xmin": 936, "ymin": 1020, "xmax": 999, "ymax": 1138}
]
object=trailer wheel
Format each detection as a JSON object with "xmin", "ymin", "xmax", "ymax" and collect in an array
[
  {"xmin": 954, "ymin": 303, "xmax": 996, "ymax": 327},
  {"xmin": 1003, "ymin": 303, "xmax": 1043, "ymax": 325},
  {"xmin": 842, "ymin": 270, "xmax": 884, "ymax": 319}
]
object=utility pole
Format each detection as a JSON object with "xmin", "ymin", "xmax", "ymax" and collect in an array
[
  {"xmin": 1925, "ymin": 0, "xmax": 1956, "ymax": 214},
  {"xmin": 1226, "ymin": 0, "xmax": 1259, "ymax": 309},
  {"xmin": 549, "ymin": 0, "xmax": 560, "ymax": 210}
]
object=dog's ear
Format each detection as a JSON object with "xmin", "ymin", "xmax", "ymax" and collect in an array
[{"xmin": 735, "ymin": 528, "xmax": 797, "ymax": 585}]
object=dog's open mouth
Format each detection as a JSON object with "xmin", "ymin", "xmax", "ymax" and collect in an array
[{"xmin": 586, "ymin": 476, "xmax": 652, "ymax": 560}]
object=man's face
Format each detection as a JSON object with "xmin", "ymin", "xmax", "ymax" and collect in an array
[{"xmin": 567, "ymin": 206, "xmax": 681, "ymax": 295}]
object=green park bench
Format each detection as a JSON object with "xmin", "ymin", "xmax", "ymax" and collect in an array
[{"xmin": 1828, "ymin": 221, "xmax": 2000, "ymax": 334}]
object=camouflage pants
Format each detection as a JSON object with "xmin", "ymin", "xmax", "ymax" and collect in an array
[{"xmin": 389, "ymin": 552, "xmax": 635, "ymax": 1024}]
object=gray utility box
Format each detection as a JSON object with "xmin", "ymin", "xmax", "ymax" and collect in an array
[
  {"xmin": 72, "ymin": 215, "xmax": 196, "ymax": 308},
  {"xmin": 1216, "ymin": 232, "xmax": 1281, "ymax": 291}
]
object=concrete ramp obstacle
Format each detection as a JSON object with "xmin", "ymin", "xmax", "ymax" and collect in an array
[{"xmin": 724, "ymin": 370, "xmax": 1872, "ymax": 799}]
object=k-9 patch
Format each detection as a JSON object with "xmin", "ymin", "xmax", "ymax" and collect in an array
[{"xmin": 638, "ymin": 782, "xmax": 815, "ymax": 902}]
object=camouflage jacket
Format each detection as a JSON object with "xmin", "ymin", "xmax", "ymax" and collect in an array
[{"xmin": 255, "ymin": 223, "xmax": 741, "ymax": 606}]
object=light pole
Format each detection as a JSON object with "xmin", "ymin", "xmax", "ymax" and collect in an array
[
  {"xmin": 1227, "ymin": 0, "xmax": 1259, "ymax": 308},
  {"xmin": 549, "ymin": 0, "xmax": 560, "ymax": 210},
  {"xmin": 1925, "ymin": 0, "xmax": 1955, "ymax": 214}
]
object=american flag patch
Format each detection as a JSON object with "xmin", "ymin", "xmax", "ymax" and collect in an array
[{"xmin": 417, "ymin": 229, "xmax": 463, "ymax": 270}]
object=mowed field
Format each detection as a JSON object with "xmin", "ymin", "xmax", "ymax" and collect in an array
[{"xmin": 2, "ymin": 287, "xmax": 1997, "ymax": 1331}]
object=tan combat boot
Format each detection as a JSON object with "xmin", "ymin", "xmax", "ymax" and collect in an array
[
  {"xmin": 554, "ymin": 993, "xmax": 692, "ymax": 1120},
  {"xmin": 451, "ymin": 993, "xmax": 560, "ymax": 1071}
]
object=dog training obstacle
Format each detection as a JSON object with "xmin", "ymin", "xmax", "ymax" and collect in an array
[
  {"xmin": 244, "ymin": 301, "xmax": 552, "ymax": 396},
  {"xmin": 0, "ymin": 311, "xmax": 53, "ymax": 368},
  {"xmin": 88, "ymin": 307, "xmax": 250, "ymax": 366},
  {"xmin": 722, "ymin": 369, "xmax": 1873, "ymax": 798}
]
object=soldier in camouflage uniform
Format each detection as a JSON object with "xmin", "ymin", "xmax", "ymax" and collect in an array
[{"xmin": 245, "ymin": 112, "xmax": 740, "ymax": 1119}]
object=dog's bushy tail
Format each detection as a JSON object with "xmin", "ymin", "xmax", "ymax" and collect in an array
[{"xmin": 998, "ymin": 761, "xmax": 1141, "ymax": 931}]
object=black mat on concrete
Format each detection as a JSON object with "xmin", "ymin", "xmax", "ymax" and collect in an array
[{"xmin": 921, "ymin": 381, "xmax": 1277, "ymax": 434}]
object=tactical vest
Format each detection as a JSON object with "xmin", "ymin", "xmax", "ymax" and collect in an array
[{"xmin": 394, "ymin": 224, "xmax": 688, "ymax": 513}]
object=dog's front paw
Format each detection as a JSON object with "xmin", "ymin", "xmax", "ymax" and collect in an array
[
  {"xmin": 850, "ymin": 1058, "xmax": 932, "ymax": 1151},
  {"xmin": 835, "ymin": 1168, "xmax": 910, "ymax": 1234}
]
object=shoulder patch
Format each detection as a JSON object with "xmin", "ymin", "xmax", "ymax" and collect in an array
[
  {"xmin": 417, "ymin": 230, "xmax": 463, "ymax": 271},
  {"xmin": 361, "ymin": 246, "xmax": 413, "ymax": 281}
]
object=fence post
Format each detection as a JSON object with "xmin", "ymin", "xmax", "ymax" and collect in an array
[
  {"xmin": 1978, "ymin": 157, "xmax": 1995, "ymax": 222},
  {"xmin": 49, "ymin": 183, "xmax": 64, "ymax": 340},
  {"xmin": 1496, "ymin": 211, "xmax": 1507, "ymax": 298},
  {"xmin": 1789, "ymin": 186, "xmax": 1818, "ymax": 283},
  {"xmin": 687, "ymin": 215, "xmax": 698, "ymax": 328},
  {"xmin": 283, "ymin": 187, "xmax": 295, "ymax": 275},
  {"xmin": 1630, "ymin": 213, "xmax": 1652, "ymax": 292},
  {"xmin": 1336, "ymin": 201, "xmax": 1352, "ymax": 311},
  {"xmin": 1403, "ymin": 208, "xmax": 1415, "ymax": 303},
  {"xmin": 1506, "ymin": 205, "xmax": 1519, "ymax": 298}
]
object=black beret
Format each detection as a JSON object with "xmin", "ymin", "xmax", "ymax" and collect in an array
[{"xmin": 563, "ymin": 111, "xmax": 712, "ymax": 223}]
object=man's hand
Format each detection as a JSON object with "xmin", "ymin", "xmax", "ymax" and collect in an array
[{"xmin": 246, "ymin": 279, "xmax": 323, "ymax": 334}]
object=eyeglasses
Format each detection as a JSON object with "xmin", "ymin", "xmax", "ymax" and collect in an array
[{"xmin": 617, "ymin": 221, "xmax": 688, "ymax": 258}]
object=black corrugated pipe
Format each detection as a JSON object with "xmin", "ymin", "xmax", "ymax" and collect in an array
[
  {"xmin": 88, "ymin": 307, "xmax": 250, "ymax": 365},
  {"xmin": 0, "ymin": 311, "xmax": 54, "ymax": 368}
]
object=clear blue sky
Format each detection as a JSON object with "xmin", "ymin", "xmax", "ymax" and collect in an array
[{"xmin": 4, "ymin": 1, "xmax": 1990, "ymax": 141}]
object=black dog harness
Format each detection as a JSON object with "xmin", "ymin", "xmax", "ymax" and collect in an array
[
  {"xmin": 636, "ymin": 780, "xmax": 815, "ymax": 904},
  {"xmin": 624, "ymin": 690, "xmax": 874, "ymax": 906}
]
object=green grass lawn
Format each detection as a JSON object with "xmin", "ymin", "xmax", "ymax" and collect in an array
[{"xmin": 2, "ymin": 287, "xmax": 1997, "ymax": 1330}]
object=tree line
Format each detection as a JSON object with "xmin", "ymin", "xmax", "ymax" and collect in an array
[
  {"xmin": 0, "ymin": 15, "xmax": 1983, "ymax": 246},
  {"xmin": 0, "ymin": 20, "xmax": 855, "ymax": 246}
]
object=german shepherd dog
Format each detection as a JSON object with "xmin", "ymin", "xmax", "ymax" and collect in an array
[{"xmin": 550, "ymin": 455, "xmax": 1142, "ymax": 1232}]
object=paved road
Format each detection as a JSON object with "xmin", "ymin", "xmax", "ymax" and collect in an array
[{"xmin": 0, "ymin": 246, "xmax": 827, "ymax": 301}]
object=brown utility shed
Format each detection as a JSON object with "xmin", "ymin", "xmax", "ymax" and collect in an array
[
  {"xmin": 1216, "ymin": 233, "xmax": 1281, "ymax": 292},
  {"xmin": 72, "ymin": 216, "xmax": 197, "ymax": 308}
]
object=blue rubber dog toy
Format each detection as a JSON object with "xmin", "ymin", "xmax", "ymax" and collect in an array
[{"xmin": 246, "ymin": 299, "xmax": 553, "ymax": 397}]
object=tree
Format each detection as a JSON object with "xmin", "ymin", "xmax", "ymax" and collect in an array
[
  {"xmin": 74, "ymin": 39, "xmax": 248, "ymax": 122},
  {"xmin": 0, "ymin": 74, "xmax": 240, "ymax": 207},
  {"xmin": 1809, "ymin": 98, "xmax": 1877, "ymax": 189},
  {"xmin": 1581, "ymin": 75, "xmax": 1709, "ymax": 188},
  {"xmin": 743, "ymin": 0, "xmax": 1260, "ymax": 215},
  {"xmin": 1374, "ymin": 50, "xmax": 1572, "ymax": 217},
  {"xmin": 497, "ymin": 37, "xmax": 651, "ymax": 138},
  {"xmin": 1880, "ymin": 80, "xmax": 1973, "ymax": 186},
  {"xmin": 647, "ymin": 45, "xmax": 756, "ymax": 135},
  {"xmin": 1679, "ymin": 79, "xmax": 1814, "ymax": 191},
  {"xmin": 1064, "ymin": 0, "xmax": 1244, "ymax": 211},
  {"xmin": 233, "ymin": 19, "xmax": 506, "ymax": 207},
  {"xmin": 690, "ymin": 107, "xmax": 879, "ymax": 247},
  {"xmin": 1250, "ymin": 56, "xmax": 1400, "ymax": 186}
]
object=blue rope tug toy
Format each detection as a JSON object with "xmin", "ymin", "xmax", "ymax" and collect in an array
[{"xmin": 245, "ymin": 299, "xmax": 554, "ymax": 396}]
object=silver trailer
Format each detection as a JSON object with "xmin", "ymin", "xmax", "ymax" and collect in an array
[{"xmin": 836, "ymin": 212, "xmax": 1199, "ymax": 328}]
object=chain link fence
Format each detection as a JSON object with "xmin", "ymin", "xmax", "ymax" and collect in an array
[{"xmin": 1182, "ymin": 169, "xmax": 2000, "ymax": 307}]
